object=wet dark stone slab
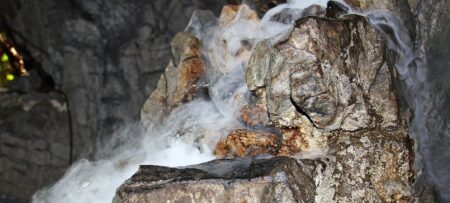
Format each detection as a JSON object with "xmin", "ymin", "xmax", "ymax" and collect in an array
[{"xmin": 114, "ymin": 157, "xmax": 316, "ymax": 203}]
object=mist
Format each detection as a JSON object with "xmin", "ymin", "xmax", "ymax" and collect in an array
[{"xmin": 29, "ymin": 0, "xmax": 449, "ymax": 202}]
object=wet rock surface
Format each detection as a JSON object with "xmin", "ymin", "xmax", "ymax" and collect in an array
[
  {"xmin": 342, "ymin": 0, "xmax": 450, "ymax": 200},
  {"xmin": 132, "ymin": 5, "xmax": 414, "ymax": 202},
  {"xmin": 141, "ymin": 32, "xmax": 206, "ymax": 126},
  {"xmin": 114, "ymin": 157, "xmax": 315, "ymax": 203},
  {"xmin": 1, "ymin": 0, "xmax": 445, "ymax": 201},
  {"xmin": 412, "ymin": 0, "xmax": 450, "ymax": 200}
]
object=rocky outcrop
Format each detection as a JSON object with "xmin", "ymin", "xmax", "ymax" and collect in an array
[
  {"xmin": 0, "ymin": 0, "xmax": 227, "ymax": 200},
  {"xmin": 116, "ymin": 132, "xmax": 412, "ymax": 202},
  {"xmin": 247, "ymin": 15, "xmax": 399, "ymax": 131},
  {"xmin": 243, "ymin": 12, "xmax": 412, "ymax": 201},
  {"xmin": 132, "ymin": 4, "xmax": 414, "ymax": 202},
  {"xmin": 114, "ymin": 157, "xmax": 316, "ymax": 203},
  {"xmin": 141, "ymin": 32, "xmax": 206, "ymax": 126},
  {"xmin": 0, "ymin": 0, "xmax": 228, "ymax": 160}
]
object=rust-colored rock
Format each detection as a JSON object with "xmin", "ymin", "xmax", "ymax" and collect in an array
[
  {"xmin": 214, "ymin": 129, "xmax": 279, "ymax": 158},
  {"xmin": 278, "ymin": 129, "xmax": 308, "ymax": 156},
  {"xmin": 219, "ymin": 5, "xmax": 241, "ymax": 27},
  {"xmin": 240, "ymin": 105, "xmax": 269, "ymax": 127},
  {"xmin": 141, "ymin": 32, "xmax": 205, "ymax": 127}
]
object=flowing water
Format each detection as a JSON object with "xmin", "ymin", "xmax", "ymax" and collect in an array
[{"xmin": 33, "ymin": 0, "xmax": 445, "ymax": 202}]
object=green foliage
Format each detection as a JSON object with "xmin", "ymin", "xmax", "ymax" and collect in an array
[{"xmin": 1, "ymin": 53, "xmax": 8, "ymax": 62}]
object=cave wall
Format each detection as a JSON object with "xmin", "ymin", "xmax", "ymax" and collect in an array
[
  {"xmin": 0, "ymin": 0, "xmax": 449, "ymax": 201},
  {"xmin": 0, "ymin": 0, "xmax": 227, "ymax": 200},
  {"xmin": 0, "ymin": 92, "xmax": 69, "ymax": 200},
  {"xmin": 413, "ymin": 0, "xmax": 450, "ymax": 200}
]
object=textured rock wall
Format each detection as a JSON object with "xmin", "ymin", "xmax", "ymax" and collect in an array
[
  {"xmin": 244, "ymin": 14, "xmax": 412, "ymax": 202},
  {"xmin": 347, "ymin": 0, "xmax": 450, "ymax": 200},
  {"xmin": 412, "ymin": 0, "xmax": 450, "ymax": 200},
  {"xmin": 1, "ymin": 0, "xmax": 228, "ymax": 159},
  {"xmin": 0, "ymin": 91, "xmax": 69, "ymax": 199},
  {"xmin": 0, "ymin": 0, "xmax": 227, "ymax": 200}
]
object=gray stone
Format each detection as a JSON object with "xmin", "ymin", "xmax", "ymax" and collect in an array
[
  {"xmin": 314, "ymin": 130, "xmax": 413, "ymax": 202},
  {"xmin": 0, "ymin": 0, "xmax": 228, "ymax": 160},
  {"xmin": 345, "ymin": 0, "xmax": 450, "ymax": 200},
  {"xmin": 0, "ymin": 92, "xmax": 69, "ymax": 199},
  {"xmin": 247, "ymin": 16, "xmax": 399, "ymax": 131},
  {"xmin": 29, "ymin": 139, "xmax": 47, "ymax": 151},
  {"xmin": 114, "ymin": 157, "xmax": 315, "ymax": 203}
]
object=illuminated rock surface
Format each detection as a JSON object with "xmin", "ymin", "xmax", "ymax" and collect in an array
[
  {"xmin": 124, "ymin": 3, "xmax": 415, "ymax": 202},
  {"xmin": 114, "ymin": 157, "xmax": 315, "ymax": 203}
]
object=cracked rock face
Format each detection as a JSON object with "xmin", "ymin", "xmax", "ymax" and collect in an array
[
  {"xmin": 241, "ymin": 14, "xmax": 413, "ymax": 201},
  {"xmin": 141, "ymin": 32, "xmax": 206, "ymax": 127},
  {"xmin": 247, "ymin": 15, "xmax": 399, "ymax": 131}
]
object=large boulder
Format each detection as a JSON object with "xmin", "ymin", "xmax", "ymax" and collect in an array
[
  {"xmin": 114, "ymin": 157, "xmax": 316, "ymax": 203},
  {"xmin": 247, "ymin": 15, "xmax": 399, "ymax": 131},
  {"xmin": 116, "ymin": 131, "xmax": 413, "ymax": 202},
  {"xmin": 135, "ymin": 2, "xmax": 416, "ymax": 202},
  {"xmin": 341, "ymin": 0, "xmax": 450, "ymax": 199}
]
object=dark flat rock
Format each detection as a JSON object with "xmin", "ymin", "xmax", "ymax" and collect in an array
[{"xmin": 114, "ymin": 157, "xmax": 316, "ymax": 203}]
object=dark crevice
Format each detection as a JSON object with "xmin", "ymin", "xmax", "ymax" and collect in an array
[
  {"xmin": 0, "ymin": 17, "xmax": 50, "ymax": 58},
  {"xmin": 289, "ymin": 93, "xmax": 317, "ymax": 128},
  {"xmin": 69, "ymin": 0, "xmax": 95, "ymax": 22}
]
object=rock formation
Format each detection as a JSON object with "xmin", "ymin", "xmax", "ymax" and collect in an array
[
  {"xmin": 114, "ymin": 157, "xmax": 315, "ymax": 203},
  {"xmin": 0, "ymin": 0, "xmax": 227, "ymax": 200},
  {"xmin": 1, "ymin": 0, "xmax": 447, "ymax": 201},
  {"xmin": 119, "ymin": 2, "xmax": 416, "ymax": 202},
  {"xmin": 141, "ymin": 32, "xmax": 206, "ymax": 127}
]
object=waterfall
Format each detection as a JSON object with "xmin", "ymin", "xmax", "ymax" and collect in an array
[{"xmin": 32, "ymin": 1, "xmax": 442, "ymax": 202}]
